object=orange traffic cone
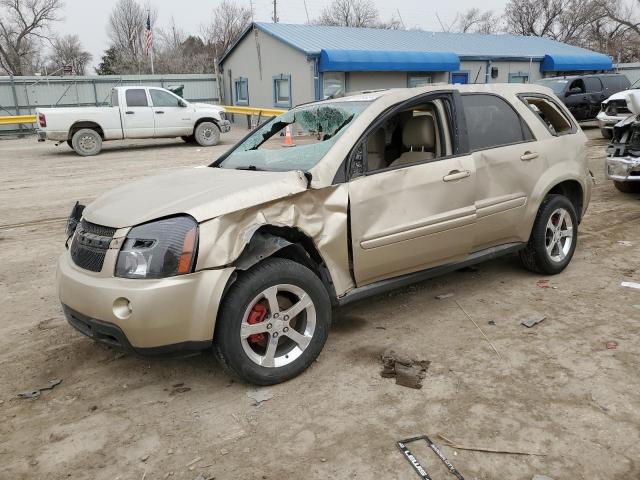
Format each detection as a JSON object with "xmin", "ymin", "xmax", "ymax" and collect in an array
[{"xmin": 282, "ymin": 125, "xmax": 296, "ymax": 147}]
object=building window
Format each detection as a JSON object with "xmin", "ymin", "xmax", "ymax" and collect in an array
[
  {"xmin": 273, "ymin": 74, "xmax": 292, "ymax": 108},
  {"xmin": 234, "ymin": 77, "xmax": 249, "ymax": 105},
  {"xmin": 508, "ymin": 72, "xmax": 529, "ymax": 84},
  {"xmin": 323, "ymin": 72, "xmax": 345, "ymax": 99},
  {"xmin": 408, "ymin": 73, "xmax": 432, "ymax": 88}
]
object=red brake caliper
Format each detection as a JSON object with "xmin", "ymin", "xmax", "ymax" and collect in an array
[{"xmin": 247, "ymin": 303, "xmax": 268, "ymax": 344}]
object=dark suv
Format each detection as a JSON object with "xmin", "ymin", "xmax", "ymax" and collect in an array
[{"xmin": 536, "ymin": 74, "xmax": 630, "ymax": 121}]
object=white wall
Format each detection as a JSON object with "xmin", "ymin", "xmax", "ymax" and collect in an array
[
  {"xmin": 459, "ymin": 60, "xmax": 544, "ymax": 83},
  {"xmin": 221, "ymin": 30, "xmax": 316, "ymax": 108}
]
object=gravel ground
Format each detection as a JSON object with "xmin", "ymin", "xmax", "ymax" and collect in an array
[{"xmin": 0, "ymin": 128, "xmax": 639, "ymax": 480}]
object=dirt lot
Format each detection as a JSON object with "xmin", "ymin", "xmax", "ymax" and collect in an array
[{"xmin": 1, "ymin": 128, "xmax": 639, "ymax": 480}]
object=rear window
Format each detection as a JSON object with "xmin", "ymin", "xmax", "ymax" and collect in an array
[
  {"xmin": 584, "ymin": 77, "xmax": 603, "ymax": 93},
  {"xmin": 125, "ymin": 89, "xmax": 148, "ymax": 107},
  {"xmin": 461, "ymin": 94, "xmax": 533, "ymax": 151},
  {"xmin": 520, "ymin": 95, "xmax": 574, "ymax": 136}
]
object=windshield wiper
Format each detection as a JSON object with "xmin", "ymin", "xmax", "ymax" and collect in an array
[{"xmin": 235, "ymin": 165, "xmax": 265, "ymax": 171}]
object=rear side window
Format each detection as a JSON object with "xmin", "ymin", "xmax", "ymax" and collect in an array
[
  {"xmin": 520, "ymin": 95, "xmax": 574, "ymax": 136},
  {"xmin": 125, "ymin": 89, "xmax": 148, "ymax": 107},
  {"xmin": 584, "ymin": 77, "xmax": 603, "ymax": 93},
  {"xmin": 461, "ymin": 94, "xmax": 533, "ymax": 151}
]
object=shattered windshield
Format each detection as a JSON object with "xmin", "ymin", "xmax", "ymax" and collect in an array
[
  {"xmin": 535, "ymin": 79, "xmax": 569, "ymax": 95},
  {"xmin": 218, "ymin": 101, "xmax": 371, "ymax": 172}
]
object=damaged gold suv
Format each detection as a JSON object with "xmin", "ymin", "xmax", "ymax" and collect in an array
[{"xmin": 58, "ymin": 85, "xmax": 591, "ymax": 384}]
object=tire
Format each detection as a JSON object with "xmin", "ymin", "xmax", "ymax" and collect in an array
[
  {"xmin": 181, "ymin": 135, "xmax": 195, "ymax": 143},
  {"xmin": 214, "ymin": 258, "xmax": 331, "ymax": 385},
  {"xmin": 600, "ymin": 128, "xmax": 613, "ymax": 140},
  {"xmin": 613, "ymin": 180, "xmax": 640, "ymax": 193},
  {"xmin": 194, "ymin": 121, "xmax": 220, "ymax": 147},
  {"xmin": 519, "ymin": 194, "xmax": 578, "ymax": 275},
  {"xmin": 71, "ymin": 128, "xmax": 102, "ymax": 156}
]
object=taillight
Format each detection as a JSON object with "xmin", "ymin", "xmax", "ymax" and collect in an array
[{"xmin": 38, "ymin": 113, "xmax": 46, "ymax": 128}]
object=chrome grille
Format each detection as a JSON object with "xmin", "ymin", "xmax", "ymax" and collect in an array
[{"xmin": 70, "ymin": 220, "xmax": 117, "ymax": 272}]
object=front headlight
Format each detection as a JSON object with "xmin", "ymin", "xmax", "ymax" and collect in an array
[
  {"xmin": 607, "ymin": 161, "xmax": 630, "ymax": 177},
  {"xmin": 115, "ymin": 216, "xmax": 198, "ymax": 279}
]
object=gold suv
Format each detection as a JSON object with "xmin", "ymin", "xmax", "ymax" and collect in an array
[{"xmin": 58, "ymin": 85, "xmax": 591, "ymax": 385}]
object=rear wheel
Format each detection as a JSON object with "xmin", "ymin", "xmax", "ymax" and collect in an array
[
  {"xmin": 520, "ymin": 195, "xmax": 578, "ymax": 275},
  {"xmin": 194, "ymin": 122, "xmax": 220, "ymax": 147},
  {"xmin": 214, "ymin": 258, "xmax": 331, "ymax": 385},
  {"xmin": 613, "ymin": 180, "xmax": 640, "ymax": 193},
  {"xmin": 71, "ymin": 128, "xmax": 102, "ymax": 156}
]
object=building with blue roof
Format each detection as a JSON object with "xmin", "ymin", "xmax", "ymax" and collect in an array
[{"xmin": 219, "ymin": 22, "xmax": 613, "ymax": 109}]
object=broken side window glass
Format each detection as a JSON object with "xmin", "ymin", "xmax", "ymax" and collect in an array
[{"xmin": 218, "ymin": 101, "xmax": 372, "ymax": 172}]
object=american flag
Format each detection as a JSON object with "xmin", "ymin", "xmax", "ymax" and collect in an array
[{"xmin": 143, "ymin": 13, "xmax": 153, "ymax": 55}]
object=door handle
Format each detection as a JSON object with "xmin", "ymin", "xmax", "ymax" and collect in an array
[
  {"xmin": 443, "ymin": 170, "xmax": 471, "ymax": 182},
  {"xmin": 155, "ymin": 110, "xmax": 164, "ymax": 114},
  {"xmin": 520, "ymin": 151, "xmax": 539, "ymax": 161},
  {"xmin": 125, "ymin": 111, "xmax": 134, "ymax": 114}
]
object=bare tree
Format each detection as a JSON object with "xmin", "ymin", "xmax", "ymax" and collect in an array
[
  {"xmin": 201, "ymin": 0, "xmax": 251, "ymax": 61},
  {"xmin": 504, "ymin": 0, "xmax": 601, "ymax": 43},
  {"xmin": 599, "ymin": 0, "xmax": 640, "ymax": 36},
  {"xmin": 316, "ymin": 0, "xmax": 403, "ymax": 29},
  {"xmin": 0, "ymin": 0, "xmax": 63, "ymax": 75},
  {"xmin": 47, "ymin": 34, "xmax": 92, "ymax": 75},
  {"xmin": 452, "ymin": 8, "xmax": 502, "ymax": 34},
  {"xmin": 107, "ymin": 0, "xmax": 156, "ymax": 74},
  {"xmin": 154, "ymin": 18, "xmax": 210, "ymax": 74}
]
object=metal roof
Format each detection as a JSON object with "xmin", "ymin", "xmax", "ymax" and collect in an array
[{"xmin": 221, "ymin": 22, "xmax": 611, "ymax": 64}]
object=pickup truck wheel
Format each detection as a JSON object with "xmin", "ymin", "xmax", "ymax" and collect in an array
[
  {"xmin": 71, "ymin": 128, "xmax": 102, "ymax": 156},
  {"xmin": 520, "ymin": 195, "xmax": 578, "ymax": 275},
  {"xmin": 613, "ymin": 180, "xmax": 640, "ymax": 193},
  {"xmin": 214, "ymin": 258, "xmax": 331, "ymax": 385},
  {"xmin": 194, "ymin": 122, "xmax": 220, "ymax": 147}
]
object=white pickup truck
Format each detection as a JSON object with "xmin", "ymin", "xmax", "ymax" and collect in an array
[{"xmin": 36, "ymin": 86, "xmax": 231, "ymax": 156}]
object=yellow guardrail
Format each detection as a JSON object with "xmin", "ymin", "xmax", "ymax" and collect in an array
[
  {"xmin": 0, "ymin": 115, "xmax": 36, "ymax": 125},
  {"xmin": 224, "ymin": 106, "xmax": 286, "ymax": 117}
]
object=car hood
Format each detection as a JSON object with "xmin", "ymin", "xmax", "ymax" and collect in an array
[
  {"xmin": 82, "ymin": 167, "xmax": 308, "ymax": 228},
  {"xmin": 192, "ymin": 102, "xmax": 224, "ymax": 112},
  {"xmin": 603, "ymin": 89, "xmax": 637, "ymax": 103}
]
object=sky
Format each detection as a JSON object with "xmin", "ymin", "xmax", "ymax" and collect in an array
[{"xmin": 56, "ymin": 0, "xmax": 508, "ymax": 69}]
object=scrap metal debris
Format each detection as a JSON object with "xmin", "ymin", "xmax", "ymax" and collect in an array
[
  {"xmin": 521, "ymin": 313, "xmax": 547, "ymax": 328},
  {"xmin": 536, "ymin": 279, "xmax": 550, "ymax": 288},
  {"xmin": 397, "ymin": 435, "xmax": 465, "ymax": 480},
  {"xmin": 455, "ymin": 301, "xmax": 502, "ymax": 359},
  {"xmin": 437, "ymin": 434, "xmax": 546, "ymax": 456},
  {"xmin": 435, "ymin": 293, "xmax": 454, "ymax": 300},
  {"xmin": 247, "ymin": 389, "xmax": 274, "ymax": 405},
  {"xmin": 605, "ymin": 341, "xmax": 618, "ymax": 350},
  {"xmin": 381, "ymin": 350, "xmax": 430, "ymax": 389},
  {"xmin": 17, "ymin": 379, "xmax": 62, "ymax": 399},
  {"xmin": 621, "ymin": 281, "xmax": 640, "ymax": 290},
  {"xmin": 617, "ymin": 241, "xmax": 633, "ymax": 247}
]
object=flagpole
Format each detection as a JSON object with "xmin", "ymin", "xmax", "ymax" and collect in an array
[{"xmin": 150, "ymin": 46, "xmax": 155, "ymax": 75}]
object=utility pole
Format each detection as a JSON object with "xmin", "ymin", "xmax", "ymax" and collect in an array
[{"xmin": 272, "ymin": 0, "xmax": 278, "ymax": 23}]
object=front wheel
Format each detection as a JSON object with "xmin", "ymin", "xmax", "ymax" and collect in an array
[
  {"xmin": 613, "ymin": 180, "xmax": 640, "ymax": 193},
  {"xmin": 214, "ymin": 258, "xmax": 331, "ymax": 385},
  {"xmin": 520, "ymin": 195, "xmax": 578, "ymax": 275},
  {"xmin": 71, "ymin": 128, "xmax": 102, "ymax": 156},
  {"xmin": 194, "ymin": 122, "xmax": 220, "ymax": 147}
]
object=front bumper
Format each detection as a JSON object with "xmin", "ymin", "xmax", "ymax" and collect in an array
[
  {"xmin": 219, "ymin": 119, "xmax": 231, "ymax": 133},
  {"xmin": 596, "ymin": 112, "xmax": 626, "ymax": 130},
  {"xmin": 605, "ymin": 156, "xmax": 640, "ymax": 181},
  {"xmin": 57, "ymin": 251, "xmax": 234, "ymax": 351}
]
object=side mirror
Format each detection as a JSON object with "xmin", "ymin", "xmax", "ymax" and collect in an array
[{"xmin": 179, "ymin": 100, "xmax": 187, "ymax": 107}]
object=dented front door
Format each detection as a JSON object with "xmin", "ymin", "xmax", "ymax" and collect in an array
[{"xmin": 349, "ymin": 156, "xmax": 477, "ymax": 286}]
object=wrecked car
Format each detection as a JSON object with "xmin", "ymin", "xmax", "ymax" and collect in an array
[
  {"xmin": 606, "ymin": 91, "xmax": 640, "ymax": 193},
  {"xmin": 58, "ymin": 85, "xmax": 591, "ymax": 385}
]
